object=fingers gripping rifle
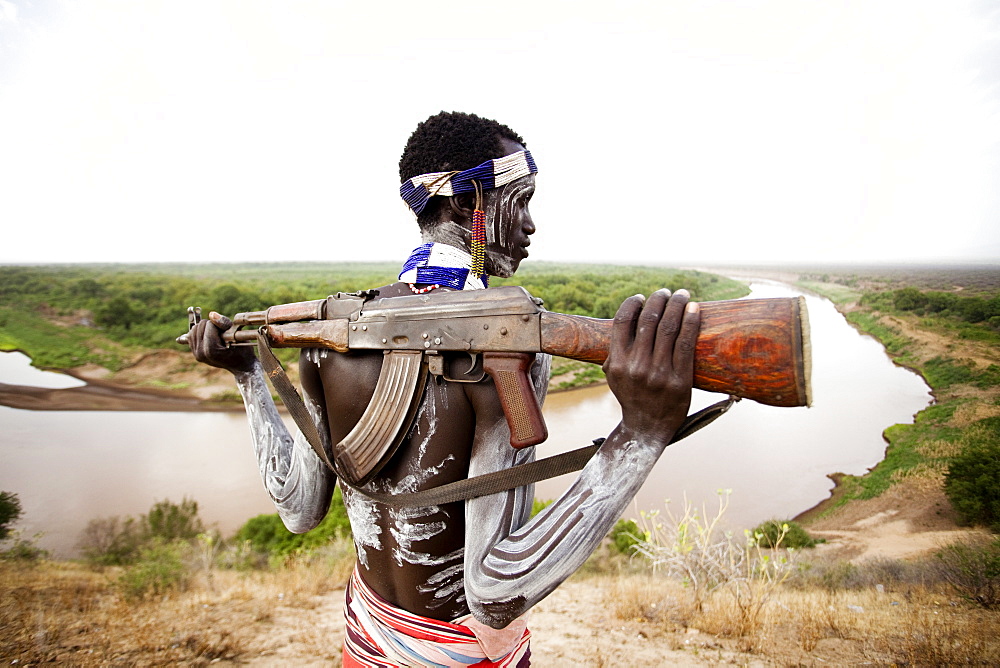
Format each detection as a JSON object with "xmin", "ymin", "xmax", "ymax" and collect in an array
[{"xmin": 179, "ymin": 287, "xmax": 812, "ymax": 487}]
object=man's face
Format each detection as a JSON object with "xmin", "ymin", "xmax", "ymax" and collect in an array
[{"xmin": 483, "ymin": 138, "xmax": 536, "ymax": 278}]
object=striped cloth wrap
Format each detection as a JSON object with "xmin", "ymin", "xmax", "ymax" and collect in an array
[{"xmin": 343, "ymin": 568, "xmax": 531, "ymax": 668}]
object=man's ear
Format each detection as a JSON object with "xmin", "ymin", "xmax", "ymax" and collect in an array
[{"xmin": 448, "ymin": 193, "xmax": 476, "ymax": 223}]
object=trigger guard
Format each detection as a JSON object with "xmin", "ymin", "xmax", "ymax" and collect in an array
[{"xmin": 440, "ymin": 352, "xmax": 487, "ymax": 383}]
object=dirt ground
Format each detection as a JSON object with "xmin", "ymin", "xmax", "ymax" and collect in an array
[{"xmin": 222, "ymin": 503, "xmax": 986, "ymax": 667}]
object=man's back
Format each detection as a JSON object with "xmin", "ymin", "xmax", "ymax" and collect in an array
[{"xmin": 300, "ymin": 281, "xmax": 542, "ymax": 622}]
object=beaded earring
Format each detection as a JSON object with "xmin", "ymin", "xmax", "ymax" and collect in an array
[{"xmin": 471, "ymin": 180, "xmax": 486, "ymax": 283}]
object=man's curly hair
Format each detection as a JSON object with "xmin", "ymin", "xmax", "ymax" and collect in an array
[{"xmin": 399, "ymin": 111, "xmax": 526, "ymax": 229}]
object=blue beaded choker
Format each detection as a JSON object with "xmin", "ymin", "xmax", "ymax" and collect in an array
[{"xmin": 398, "ymin": 243, "xmax": 488, "ymax": 291}]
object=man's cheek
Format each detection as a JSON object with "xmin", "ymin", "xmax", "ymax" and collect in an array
[{"xmin": 485, "ymin": 203, "xmax": 509, "ymax": 251}]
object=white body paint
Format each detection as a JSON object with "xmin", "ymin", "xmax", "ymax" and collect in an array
[{"xmin": 234, "ymin": 361, "xmax": 334, "ymax": 534}]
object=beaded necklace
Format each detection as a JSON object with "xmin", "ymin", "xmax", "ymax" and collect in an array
[{"xmin": 399, "ymin": 243, "xmax": 488, "ymax": 292}]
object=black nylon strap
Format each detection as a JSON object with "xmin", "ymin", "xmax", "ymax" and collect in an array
[{"xmin": 344, "ymin": 395, "xmax": 739, "ymax": 508}]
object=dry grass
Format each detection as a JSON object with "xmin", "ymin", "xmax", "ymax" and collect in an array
[
  {"xmin": 0, "ymin": 546, "xmax": 354, "ymax": 666},
  {"xmin": 4, "ymin": 546, "xmax": 999, "ymax": 667},
  {"xmin": 603, "ymin": 567, "xmax": 1000, "ymax": 665}
]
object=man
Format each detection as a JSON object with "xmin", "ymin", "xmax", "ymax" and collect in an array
[{"xmin": 189, "ymin": 111, "xmax": 700, "ymax": 666}]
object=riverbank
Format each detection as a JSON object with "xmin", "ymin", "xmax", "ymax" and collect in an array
[{"xmin": 783, "ymin": 272, "xmax": 999, "ymax": 563}]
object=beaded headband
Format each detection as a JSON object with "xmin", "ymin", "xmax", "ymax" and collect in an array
[{"xmin": 399, "ymin": 150, "xmax": 537, "ymax": 216}]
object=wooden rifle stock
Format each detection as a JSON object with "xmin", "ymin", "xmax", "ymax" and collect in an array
[{"xmin": 540, "ymin": 297, "xmax": 812, "ymax": 408}]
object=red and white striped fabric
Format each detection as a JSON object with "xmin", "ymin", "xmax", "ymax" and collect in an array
[{"xmin": 342, "ymin": 568, "xmax": 531, "ymax": 667}]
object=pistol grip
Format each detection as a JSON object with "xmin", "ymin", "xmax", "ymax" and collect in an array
[{"xmin": 482, "ymin": 352, "xmax": 548, "ymax": 449}]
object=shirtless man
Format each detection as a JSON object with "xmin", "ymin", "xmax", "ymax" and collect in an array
[{"xmin": 189, "ymin": 111, "xmax": 701, "ymax": 666}]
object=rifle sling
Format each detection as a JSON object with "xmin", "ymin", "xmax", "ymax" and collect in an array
[
  {"xmin": 254, "ymin": 330, "xmax": 738, "ymax": 508},
  {"xmin": 256, "ymin": 329, "xmax": 339, "ymax": 473},
  {"xmin": 344, "ymin": 395, "xmax": 739, "ymax": 508}
]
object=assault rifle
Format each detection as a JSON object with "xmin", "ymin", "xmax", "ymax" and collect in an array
[{"xmin": 179, "ymin": 286, "xmax": 811, "ymax": 485}]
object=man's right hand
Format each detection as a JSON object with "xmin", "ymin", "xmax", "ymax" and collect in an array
[{"xmin": 188, "ymin": 312, "xmax": 257, "ymax": 374}]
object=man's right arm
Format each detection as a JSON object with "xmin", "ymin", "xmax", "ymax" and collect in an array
[
  {"xmin": 189, "ymin": 313, "xmax": 336, "ymax": 533},
  {"xmin": 462, "ymin": 290, "xmax": 700, "ymax": 629}
]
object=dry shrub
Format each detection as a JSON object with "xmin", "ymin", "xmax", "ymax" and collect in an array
[
  {"xmin": 932, "ymin": 534, "xmax": 1000, "ymax": 608},
  {"xmin": 607, "ymin": 575, "xmax": 695, "ymax": 629},
  {"xmin": 631, "ymin": 492, "xmax": 799, "ymax": 645},
  {"xmin": 785, "ymin": 590, "xmax": 866, "ymax": 652},
  {"xmin": 268, "ymin": 537, "xmax": 356, "ymax": 604},
  {"xmin": 792, "ymin": 554, "xmax": 937, "ymax": 593},
  {"xmin": 859, "ymin": 600, "xmax": 1000, "ymax": 665}
]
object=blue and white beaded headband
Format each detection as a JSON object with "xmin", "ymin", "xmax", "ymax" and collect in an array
[{"xmin": 400, "ymin": 150, "xmax": 537, "ymax": 215}]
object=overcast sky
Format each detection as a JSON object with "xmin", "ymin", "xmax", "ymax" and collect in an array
[{"xmin": 1, "ymin": 0, "xmax": 998, "ymax": 267}]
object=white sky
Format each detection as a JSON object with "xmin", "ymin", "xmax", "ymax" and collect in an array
[{"xmin": 1, "ymin": 0, "xmax": 998, "ymax": 266}]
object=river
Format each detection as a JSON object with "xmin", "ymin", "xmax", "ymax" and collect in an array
[{"xmin": 0, "ymin": 281, "xmax": 931, "ymax": 557}]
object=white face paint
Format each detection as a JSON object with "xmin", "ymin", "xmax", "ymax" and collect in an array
[{"xmin": 484, "ymin": 176, "xmax": 535, "ymax": 278}]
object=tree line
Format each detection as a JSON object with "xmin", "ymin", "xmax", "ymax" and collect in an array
[{"xmin": 0, "ymin": 263, "xmax": 748, "ymax": 370}]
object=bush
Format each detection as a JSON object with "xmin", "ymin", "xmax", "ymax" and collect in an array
[
  {"xmin": 117, "ymin": 540, "xmax": 191, "ymax": 599},
  {"xmin": 0, "ymin": 531, "xmax": 48, "ymax": 561},
  {"xmin": 143, "ymin": 497, "xmax": 204, "ymax": 542},
  {"xmin": 934, "ymin": 536, "xmax": 1000, "ymax": 608},
  {"xmin": 609, "ymin": 519, "xmax": 645, "ymax": 555},
  {"xmin": 78, "ymin": 516, "xmax": 143, "ymax": 566},
  {"xmin": 78, "ymin": 497, "xmax": 206, "ymax": 567},
  {"xmin": 751, "ymin": 519, "xmax": 821, "ymax": 549},
  {"xmin": 0, "ymin": 491, "xmax": 23, "ymax": 540},
  {"xmin": 944, "ymin": 417, "xmax": 1000, "ymax": 531}
]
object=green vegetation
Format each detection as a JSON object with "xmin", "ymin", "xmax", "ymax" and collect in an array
[
  {"xmin": 78, "ymin": 497, "xmax": 204, "ymax": 567},
  {"xmin": 792, "ymin": 268, "xmax": 999, "ymax": 523},
  {"xmin": 821, "ymin": 398, "xmax": 964, "ymax": 512},
  {"xmin": 116, "ymin": 541, "xmax": 191, "ymax": 600},
  {"xmin": 234, "ymin": 487, "xmax": 351, "ymax": 561},
  {"xmin": 494, "ymin": 264, "xmax": 748, "ymax": 317},
  {"xmin": 0, "ymin": 491, "xmax": 46, "ymax": 561},
  {"xmin": 609, "ymin": 518, "xmax": 645, "ymax": 555},
  {"xmin": 0, "ymin": 491, "xmax": 22, "ymax": 541},
  {"xmin": 934, "ymin": 535, "xmax": 1000, "ymax": 609},
  {"xmin": 550, "ymin": 358, "xmax": 607, "ymax": 391},
  {"xmin": 75, "ymin": 494, "xmax": 354, "ymax": 598},
  {"xmin": 844, "ymin": 311, "xmax": 912, "ymax": 359},
  {"xmin": 944, "ymin": 417, "xmax": 1000, "ymax": 531},
  {"xmin": 751, "ymin": 519, "xmax": 821, "ymax": 549},
  {"xmin": 796, "ymin": 280, "xmax": 861, "ymax": 305}
]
